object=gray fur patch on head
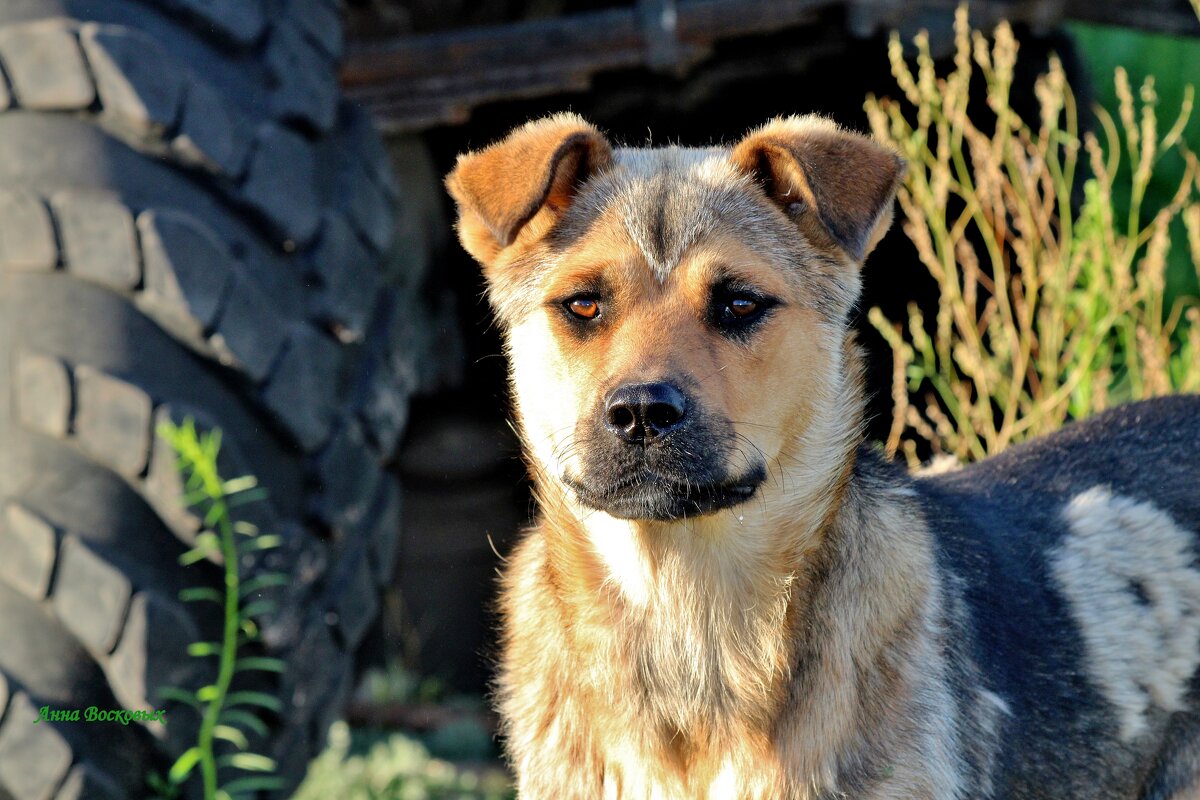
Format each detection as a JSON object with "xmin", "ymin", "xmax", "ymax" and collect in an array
[
  {"xmin": 607, "ymin": 147, "xmax": 750, "ymax": 282},
  {"xmin": 1050, "ymin": 485, "xmax": 1200, "ymax": 742}
]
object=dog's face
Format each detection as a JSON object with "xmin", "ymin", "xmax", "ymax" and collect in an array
[{"xmin": 448, "ymin": 114, "xmax": 902, "ymax": 521}]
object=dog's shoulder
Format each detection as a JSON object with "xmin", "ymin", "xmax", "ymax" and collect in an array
[
  {"xmin": 914, "ymin": 395, "xmax": 1200, "ymax": 592},
  {"xmin": 905, "ymin": 396, "xmax": 1200, "ymax": 796}
]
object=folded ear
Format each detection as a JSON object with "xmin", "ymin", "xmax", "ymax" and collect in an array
[
  {"xmin": 445, "ymin": 113, "xmax": 613, "ymax": 266},
  {"xmin": 730, "ymin": 116, "xmax": 905, "ymax": 261}
]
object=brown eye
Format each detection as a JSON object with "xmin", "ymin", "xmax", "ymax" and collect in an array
[
  {"xmin": 711, "ymin": 285, "xmax": 777, "ymax": 337},
  {"xmin": 566, "ymin": 297, "xmax": 600, "ymax": 320},
  {"xmin": 727, "ymin": 297, "xmax": 758, "ymax": 317}
]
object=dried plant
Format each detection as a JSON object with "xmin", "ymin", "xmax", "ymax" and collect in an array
[{"xmin": 865, "ymin": 7, "xmax": 1200, "ymax": 466}]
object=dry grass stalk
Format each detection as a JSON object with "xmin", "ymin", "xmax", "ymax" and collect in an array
[{"xmin": 865, "ymin": 7, "xmax": 1200, "ymax": 466}]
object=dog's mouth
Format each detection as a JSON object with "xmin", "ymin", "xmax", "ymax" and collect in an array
[{"xmin": 563, "ymin": 465, "xmax": 765, "ymax": 521}]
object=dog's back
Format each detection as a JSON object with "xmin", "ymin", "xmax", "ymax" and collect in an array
[{"xmin": 915, "ymin": 395, "xmax": 1200, "ymax": 798}]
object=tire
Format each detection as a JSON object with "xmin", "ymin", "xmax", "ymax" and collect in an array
[{"xmin": 0, "ymin": 2, "xmax": 445, "ymax": 798}]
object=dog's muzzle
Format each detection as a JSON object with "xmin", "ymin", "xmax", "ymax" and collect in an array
[{"xmin": 565, "ymin": 381, "xmax": 766, "ymax": 520}]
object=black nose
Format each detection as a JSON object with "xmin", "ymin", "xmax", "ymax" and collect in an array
[{"xmin": 604, "ymin": 382, "xmax": 688, "ymax": 443}]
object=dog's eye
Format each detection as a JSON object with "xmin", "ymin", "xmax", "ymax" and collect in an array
[
  {"xmin": 720, "ymin": 294, "xmax": 765, "ymax": 323},
  {"xmin": 710, "ymin": 286, "xmax": 777, "ymax": 337},
  {"xmin": 725, "ymin": 297, "xmax": 758, "ymax": 318},
  {"xmin": 565, "ymin": 297, "xmax": 601, "ymax": 320}
]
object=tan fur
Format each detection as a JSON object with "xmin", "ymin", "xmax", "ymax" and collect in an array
[
  {"xmin": 445, "ymin": 112, "xmax": 612, "ymax": 267},
  {"xmin": 730, "ymin": 116, "xmax": 904, "ymax": 261},
  {"xmin": 449, "ymin": 116, "xmax": 963, "ymax": 798}
]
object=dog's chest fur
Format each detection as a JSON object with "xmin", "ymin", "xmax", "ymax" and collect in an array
[
  {"xmin": 498, "ymin": 519, "xmax": 798, "ymax": 797},
  {"xmin": 498, "ymin": 465, "xmax": 972, "ymax": 799}
]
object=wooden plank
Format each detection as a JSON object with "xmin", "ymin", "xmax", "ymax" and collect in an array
[
  {"xmin": 342, "ymin": 0, "xmax": 832, "ymax": 131},
  {"xmin": 341, "ymin": 0, "xmax": 1200, "ymax": 133},
  {"xmin": 341, "ymin": 7, "xmax": 642, "ymax": 88}
]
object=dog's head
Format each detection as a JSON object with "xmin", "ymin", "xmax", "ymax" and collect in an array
[{"xmin": 447, "ymin": 114, "xmax": 902, "ymax": 522}]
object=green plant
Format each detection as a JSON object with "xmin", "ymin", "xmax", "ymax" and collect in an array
[
  {"xmin": 147, "ymin": 419, "xmax": 288, "ymax": 800},
  {"xmin": 1068, "ymin": 21, "xmax": 1200, "ymax": 306},
  {"xmin": 865, "ymin": 8, "xmax": 1200, "ymax": 465},
  {"xmin": 294, "ymin": 722, "xmax": 513, "ymax": 800}
]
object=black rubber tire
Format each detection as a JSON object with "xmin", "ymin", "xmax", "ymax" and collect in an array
[{"xmin": 0, "ymin": 2, "xmax": 443, "ymax": 798}]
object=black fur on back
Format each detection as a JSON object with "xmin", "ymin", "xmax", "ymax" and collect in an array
[{"xmin": 904, "ymin": 396, "xmax": 1200, "ymax": 799}]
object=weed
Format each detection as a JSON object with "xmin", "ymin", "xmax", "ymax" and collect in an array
[
  {"xmin": 865, "ymin": 8, "xmax": 1200, "ymax": 465},
  {"xmin": 294, "ymin": 722, "xmax": 513, "ymax": 800},
  {"xmin": 147, "ymin": 419, "xmax": 288, "ymax": 800}
]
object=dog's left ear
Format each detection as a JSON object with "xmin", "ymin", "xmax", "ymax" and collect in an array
[
  {"xmin": 446, "ymin": 113, "xmax": 613, "ymax": 267},
  {"xmin": 731, "ymin": 116, "xmax": 905, "ymax": 261}
]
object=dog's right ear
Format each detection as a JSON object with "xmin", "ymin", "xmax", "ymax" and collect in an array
[{"xmin": 446, "ymin": 113, "xmax": 613, "ymax": 267}]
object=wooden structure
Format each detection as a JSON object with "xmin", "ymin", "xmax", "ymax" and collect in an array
[{"xmin": 341, "ymin": 0, "xmax": 1200, "ymax": 133}]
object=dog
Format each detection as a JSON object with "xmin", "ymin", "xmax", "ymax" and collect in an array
[{"xmin": 445, "ymin": 112, "xmax": 1200, "ymax": 799}]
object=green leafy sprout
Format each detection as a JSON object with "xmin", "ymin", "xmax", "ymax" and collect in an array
[{"xmin": 148, "ymin": 419, "xmax": 289, "ymax": 800}]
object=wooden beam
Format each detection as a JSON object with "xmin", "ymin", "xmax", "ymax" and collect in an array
[
  {"xmin": 341, "ymin": 0, "xmax": 1200, "ymax": 134},
  {"xmin": 341, "ymin": 0, "xmax": 833, "ymax": 132}
]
